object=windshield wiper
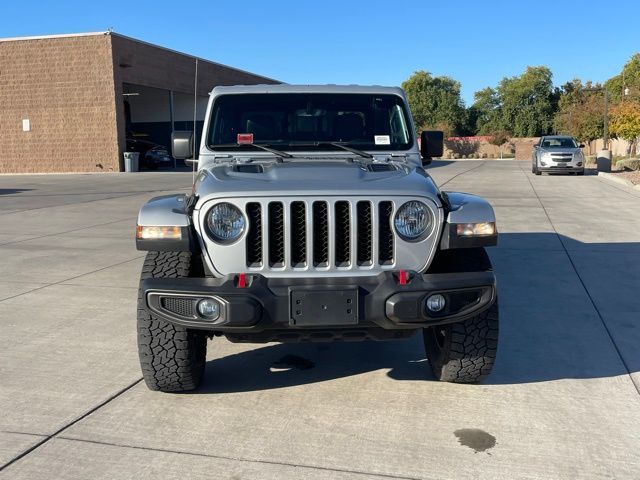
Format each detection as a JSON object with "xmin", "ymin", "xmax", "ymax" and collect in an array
[
  {"xmin": 288, "ymin": 142, "xmax": 373, "ymax": 159},
  {"xmin": 324, "ymin": 142, "xmax": 373, "ymax": 159},
  {"xmin": 210, "ymin": 143, "xmax": 293, "ymax": 158}
]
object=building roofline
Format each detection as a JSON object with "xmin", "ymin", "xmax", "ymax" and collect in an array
[
  {"xmin": 0, "ymin": 31, "xmax": 109, "ymax": 43},
  {"xmin": 108, "ymin": 32, "xmax": 279, "ymax": 83},
  {"xmin": 0, "ymin": 30, "xmax": 280, "ymax": 83}
]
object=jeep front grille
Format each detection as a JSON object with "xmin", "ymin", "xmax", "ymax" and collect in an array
[
  {"xmin": 243, "ymin": 199, "xmax": 394, "ymax": 270},
  {"xmin": 199, "ymin": 196, "xmax": 440, "ymax": 277}
]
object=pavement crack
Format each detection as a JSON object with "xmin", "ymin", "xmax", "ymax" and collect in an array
[
  {"xmin": 53, "ymin": 437, "xmax": 424, "ymax": 480},
  {"xmin": 0, "ymin": 217, "xmax": 135, "ymax": 246},
  {"xmin": 0, "ymin": 188, "xmax": 189, "ymax": 216},
  {"xmin": 0, "ymin": 255, "xmax": 145, "ymax": 304},
  {"xmin": 438, "ymin": 161, "xmax": 486, "ymax": 188},
  {"xmin": 0, "ymin": 379, "xmax": 143, "ymax": 472}
]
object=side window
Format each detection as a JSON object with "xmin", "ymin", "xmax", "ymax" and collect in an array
[{"xmin": 389, "ymin": 105, "xmax": 409, "ymax": 144}]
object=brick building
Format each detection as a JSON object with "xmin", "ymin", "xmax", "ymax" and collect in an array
[{"xmin": 0, "ymin": 32, "xmax": 278, "ymax": 173}]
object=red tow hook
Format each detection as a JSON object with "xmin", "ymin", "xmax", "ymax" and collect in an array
[
  {"xmin": 236, "ymin": 273, "xmax": 247, "ymax": 288},
  {"xmin": 398, "ymin": 270, "xmax": 408, "ymax": 285}
]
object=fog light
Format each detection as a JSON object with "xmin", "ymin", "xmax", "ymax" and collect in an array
[
  {"xmin": 197, "ymin": 298, "xmax": 220, "ymax": 320},
  {"xmin": 426, "ymin": 294, "xmax": 446, "ymax": 313}
]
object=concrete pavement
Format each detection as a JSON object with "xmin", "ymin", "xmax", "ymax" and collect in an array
[{"xmin": 1, "ymin": 162, "xmax": 639, "ymax": 479}]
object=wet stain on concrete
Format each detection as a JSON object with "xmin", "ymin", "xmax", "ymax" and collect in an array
[
  {"xmin": 454, "ymin": 428, "xmax": 496, "ymax": 453},
  {"xmin": 272, "ymin": 354, "xmax": 315, "ymax": 371}
]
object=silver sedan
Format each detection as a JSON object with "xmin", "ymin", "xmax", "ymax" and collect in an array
[{"xmin": 532, "ymin": 135, "xmax": 585, "ymax": 175}]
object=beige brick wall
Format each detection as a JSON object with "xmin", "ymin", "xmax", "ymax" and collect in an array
[
  {"xmin": 0, "ymin": 34, "xmax": 120, "ymax": 173},
  {"xmin": 0, "ymin": 33, "xmax": 278, "ymax": 173}
]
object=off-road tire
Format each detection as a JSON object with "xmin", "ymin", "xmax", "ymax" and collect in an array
[
  {"xmin": 423, "ymin": 247, "xmax": 498, "ymax": 383},
  {"xmin": 137, "ymin": 251, "xmax": 207, "ymax": 392},
  {"xmin": 424, "ymin": 303, "xmax": 499, "ymax": 383}
]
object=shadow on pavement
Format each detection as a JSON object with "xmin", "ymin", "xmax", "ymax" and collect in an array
[
  {"xmin": 195, "ymin": 232, "xmax": 639, "ymax": 393},
  {"xmin": 424, "ymin": 160, "xmax": 456, "ymax": 169},
  {"xmin": 0, "ymin": 188, "xmax": 33, "ymax": 195},
  {"xmin": 197, "ymin": 337, "xmax": 430, "ymax": 394}
]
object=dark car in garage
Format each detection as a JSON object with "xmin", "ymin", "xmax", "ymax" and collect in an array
[{"xmin": 126, "ymin": 137, "xmax": 173, "ymax": 169}]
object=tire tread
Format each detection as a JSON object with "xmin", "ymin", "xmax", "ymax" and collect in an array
[{"xmin": 137, "ymin": 251, "xmax": 206, "ymax": 392}]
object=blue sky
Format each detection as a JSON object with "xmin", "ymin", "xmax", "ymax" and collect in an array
[{"xmin": 2, "ymin": 0, "xmax": 638, "ymax": 104}]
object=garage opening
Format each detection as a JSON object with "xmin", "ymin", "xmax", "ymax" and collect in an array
[{"xmin": 123, "ymin": 83, "xmax": 207, "ymax": 169}]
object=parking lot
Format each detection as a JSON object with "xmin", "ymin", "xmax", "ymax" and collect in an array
[{"xmin": 1, "ymin": 160, "xmax": 639, "ymax": 479}]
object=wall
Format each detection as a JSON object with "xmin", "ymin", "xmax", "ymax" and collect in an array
[
  {"xmin": 0, "ymin": 34, "xmax": 120, "ymax": 173},
  {"xmin": 587, "ymin": 138, "xmax": 635, "ymax": 157}
]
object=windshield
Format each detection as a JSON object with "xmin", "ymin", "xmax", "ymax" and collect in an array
[
  {"xmin": 541, "ymin": 137, "xmax": 578, "ymax": 149},
  {"xmin": 207, "ymin": 93, "xmax": 413, "ymax": 152}
]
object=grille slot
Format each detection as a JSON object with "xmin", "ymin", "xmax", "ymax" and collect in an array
[
  {"xmin": 378, "ymin": 201, "xmax": 394, "ymax": 265},
  {"xmin": 334, "ymin": 201, "xmax": 351, "ymax": 266},
  {"xmin": 313, "ymin": 201, "xmax": 329, "ymax": 267},
  {"xmin": 161, "ymin": 297, "xmax": 195, "ymax": 317},
  {"xmin": 357, "ymin": 201, "xmax": 372, "ymax": 265},
  {"xmin": 246, "ymin": 203, "xmax": 262, "ymax": 267},
  {"xmin": 290, "ymin": 201, "xmax": 307, "ymax": 267},
  {"xmin": 268, "ymin": 202, "xmax": 285, "ymax": 267}
]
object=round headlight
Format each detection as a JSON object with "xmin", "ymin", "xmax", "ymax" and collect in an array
[
  {"xmin": 207, "ymin": 203, "xmax": 245, "ymax": 243},
  {"xmin": 394, "ymin": 201, "xmax": 432, "ymax": 240}
]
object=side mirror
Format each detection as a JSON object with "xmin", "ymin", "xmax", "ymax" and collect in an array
[
  {"xmin": 579, "ymin": 144, "xmax": 585, "ymax": 148},
  {"xmin": 171, "ymin": 131, "xmax": 194, "ymax": 160},
  {"xmin": 420, "ymin": 131, "xmax": 444, "ymax": 166}
]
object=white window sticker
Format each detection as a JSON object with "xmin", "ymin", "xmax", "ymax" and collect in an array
[
  {"xmin": 22, "ymin": 119, "xmax": 30, "ymax": 132},
  {"xmin": 374, "ymin": 135, "xmax": 390, "ymax": 145}
]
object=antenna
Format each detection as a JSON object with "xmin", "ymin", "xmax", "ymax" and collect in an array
[{"xmin": 192, "ymin": 58, "xmax": 198, "ymax": 184}]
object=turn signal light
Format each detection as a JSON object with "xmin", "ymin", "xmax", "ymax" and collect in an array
[
  {"xmin": 136, "ymin": 225, "xmax": 182, "ymax": 240},
  {"xmin": 456, "ymin": 222, "xmax": 496, "ymax": 237}
]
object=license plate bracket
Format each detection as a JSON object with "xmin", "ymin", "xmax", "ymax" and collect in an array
[{"xmin": 290, "ymin": 289, "xmax": 359, "ymax": 326}]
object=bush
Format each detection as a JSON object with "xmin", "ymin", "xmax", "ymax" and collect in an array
[
  {"xmin": 617, "ymin": 158, "xmax": 640, "ymax": 171},
  {"xmin": 481, "ymin": 153, "xmax": 488, "ymax": 159}
]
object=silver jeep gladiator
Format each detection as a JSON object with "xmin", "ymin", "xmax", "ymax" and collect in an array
[{"xmin": 135, "ymin": 84, "xmax": 499, "ymax": 392}]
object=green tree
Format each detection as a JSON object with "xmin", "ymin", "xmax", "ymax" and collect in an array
[
  {"xmin": 497, "ymin": 66, "xmax": 556, "ymax": 137},
  {"xmin": 554, "ymin": 79, "xmax": 604, "ymax": 147},
  {"xmin": 472, "ymin": 87, "xmax": 502, "ymax": 135},
  {"xmin": 402, "ymin": 71, "xmax": 468, "ymax": 136},
  {"xmin": 605, "ymin": 53, "xmax": 640, "ymax": 103},
  {"xmin": 471, "ymin": 66, "xmax": 556, "ymax": 137}
]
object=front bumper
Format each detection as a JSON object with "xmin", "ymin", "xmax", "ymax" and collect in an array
[
  {"xmin": 141, "ymin": 271, "xmax": 496, "ymax": 336},
  {"xmin": 539, "ymin": 163, "xmax": 583, "ymax": 173}
]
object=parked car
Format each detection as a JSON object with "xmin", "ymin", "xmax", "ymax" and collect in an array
[
  {"xmin": 532, "ymin": 135, "xmax": 585, "ymax": 175},
  {"xmin": 126, "ymin": 137, "xmax": 173, "ymax": 169},
  {"xmin": 135, "ymin": 84, "xmax": 499, "ymax": 392}
]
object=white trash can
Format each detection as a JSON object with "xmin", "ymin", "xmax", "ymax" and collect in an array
[{"xmin": 124, "ymin": 152, "xmax": 140, "ymax": 172}]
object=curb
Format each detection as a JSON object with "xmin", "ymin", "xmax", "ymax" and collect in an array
[{"xmin": 597, "ymin": 171, "xmax": 640, "ymax": 190}]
